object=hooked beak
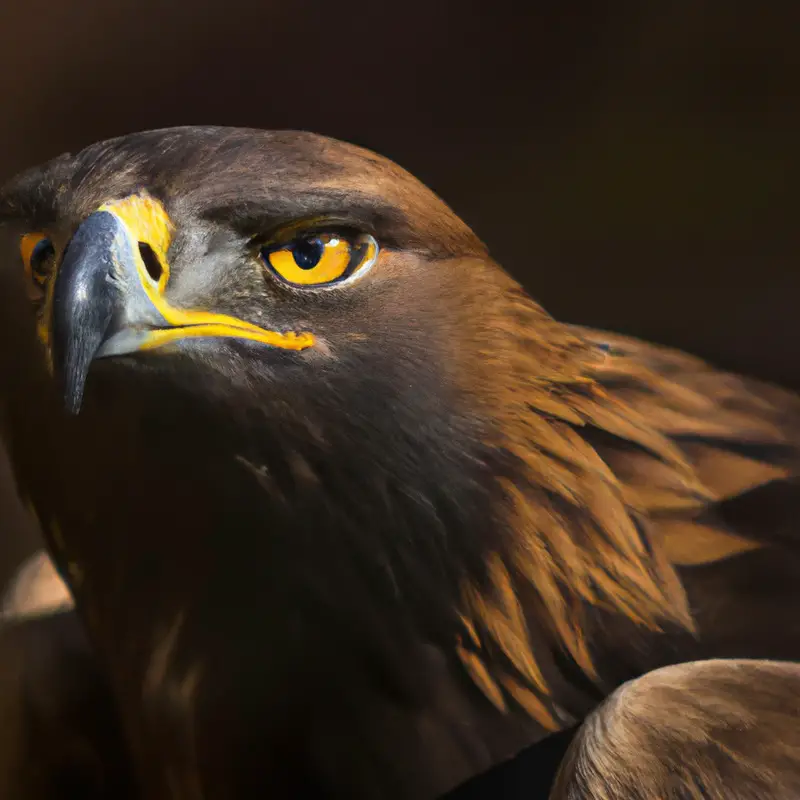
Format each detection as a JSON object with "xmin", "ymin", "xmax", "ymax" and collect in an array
[{"xmin": 49, "ymin": 194, "xmax": 313, "ymax": 414}]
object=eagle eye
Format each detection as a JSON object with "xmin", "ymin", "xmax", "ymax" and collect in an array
[
  {"xmin": 261, "ymin": 232, "xmax": 378, "ymax": 287},
  {"xmin": 20, "ymin": 233, "xmax": 57, "ymax": 302}
]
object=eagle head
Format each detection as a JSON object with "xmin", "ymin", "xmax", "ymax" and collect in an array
[{"xmin": 0, "ymin": 127, "xmax": 689, "ymax": 798}]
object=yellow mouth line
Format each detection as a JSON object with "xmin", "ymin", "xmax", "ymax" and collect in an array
[{"xmin": 139, "ymin": 323, "xmax": 314, "ymax": 351}]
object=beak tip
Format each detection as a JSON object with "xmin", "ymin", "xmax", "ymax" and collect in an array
[
  {"xmin": 64, "ymin": 394, "xmax": 84, "ymax": 416},
  {"xmin": 57, "ymin": 369, "xmax": 86, "ymax": 416}
]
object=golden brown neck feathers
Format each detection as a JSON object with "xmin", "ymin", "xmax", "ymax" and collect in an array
[{"xmin": 451, "ymin": 288, "xmax": 800, "ymax": 729}]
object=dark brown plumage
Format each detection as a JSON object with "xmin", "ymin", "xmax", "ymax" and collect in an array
[
  {"xmin": 0, "ymin": 126, "xmax": 800, "ymax": 798},
  {"xmin": 0, "ymin": 598, "xmax": 133, "ymax": 799}
]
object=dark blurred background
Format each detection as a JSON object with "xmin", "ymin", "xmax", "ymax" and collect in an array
[{"xmin": 1, "ymin": 2, "xmax": 799, "ymax": 587}]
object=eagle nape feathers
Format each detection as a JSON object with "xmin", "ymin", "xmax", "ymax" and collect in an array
[{"xmin": 1, "ymin": 126, "xmax": 800, "ymax": 799}]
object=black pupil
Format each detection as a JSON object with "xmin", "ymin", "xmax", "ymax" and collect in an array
[
  {"xmin": 31, "ymin": 239, "xmax": 55, "ymax": 275},
  {"xmin": 291, "ymin": 237, "xmax": 325, "ymax": 270}
]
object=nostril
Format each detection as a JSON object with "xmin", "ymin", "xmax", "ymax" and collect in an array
[{"xmin": 138, "ymin": 242, "xmax": 163, "ymax": 283}]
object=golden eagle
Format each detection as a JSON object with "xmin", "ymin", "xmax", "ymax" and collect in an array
[{"xmin": 2, "ymin": 127, "xmax": 800, "ymax": 798}]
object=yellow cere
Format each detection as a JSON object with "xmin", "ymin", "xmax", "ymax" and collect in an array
[
  {"xmin": 100, "ymin": 193, "xmax": 173, "ymax": 282},
  {"xmin": 98, "ymin": 194, "xmax": 315, "ymax": 352},
  {"xmin": 268, "ymin": 235, "xmax": 353, "ymax": 285},
  {"xmin": 20, "ymin": 232, "xmax": 48, "ymax": 281}
]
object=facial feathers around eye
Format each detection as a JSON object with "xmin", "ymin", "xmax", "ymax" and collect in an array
[{"xmin": 2, "ymin": 126, "xmax": 800, "ymax": 799}]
